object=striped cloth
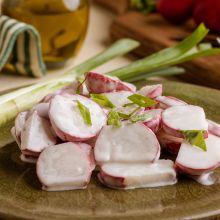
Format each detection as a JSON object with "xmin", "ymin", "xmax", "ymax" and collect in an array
[{"xmin": 0, "ymin": 15, "xmax": 46, "ymax": 77}]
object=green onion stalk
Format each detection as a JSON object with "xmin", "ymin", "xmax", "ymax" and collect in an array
[{"xmin": 0, "ymin": 24, "xmax": 220, "ymax": 147}]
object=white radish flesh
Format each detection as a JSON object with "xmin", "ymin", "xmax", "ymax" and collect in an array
[
  {"xmin": 176, "ymin": 134, "xmax": 220, "ymax": 175},
  {"xmin": 98, "ymin": 160, "xmax": 177, "ymax": 189},
  {"xmin": 11, "ymin": 126, "xmax": 21, "ymax": 147},
  {"xmin": 85, "ymin": 72, "xmax": 136, "ymax": 93},
  {"xmin": 49, "ymin": 95, "xmax": 107, "ymax": 142},
  {"xmin": 138, "ymin": 84, "xmax": 162, "ymax": 99},
  {"xmin": 15, "ymin": 111, "xmax": 28, "ymax": 138},
  {"xmin": 103, "ymin": 91, "xmax": 133, "ymax": 108},
  {"xmin": 37, "ymin": 142, "xmax": 95, "ymax": 191},
  {"xmin": 157, "ymin": 129, "xmax": 183, "ymax": 154},
  {"xmin": 155, "ymin": 96, "xmax": 187, "ymax": 109},
  {"xmin": 94, "ymin": 122, "xmax": 160, "ymax": 165},
  {"xmin": 20, "ymin": 111, "xmax": 57, "ymax": 152},
  {"xmin": 162, "ymin": 105, "xmax": 208, "ymax": 138},
  {"xmin": 208, "ymin": 119, "xmax": 220, "ymax": 137},
  {"xmin": 142, "ymin": 109, "xmax": 162, "ymax": 133},
  {"xmin": 29, "ymin": 103, "xmax": 49, "ymax": 119}
]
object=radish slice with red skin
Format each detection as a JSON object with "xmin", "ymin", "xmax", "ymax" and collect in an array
[
  {"xmin": 20, "ymin": 154, "xmax": 37, "ymax": 164},
  {"xmin": 85, "ymin": 72, "xmax": 136, "ymax": 93},
  {"xmin": 98, "ymin": 160, "xmax": 177, "ymax": 189},
  {"xmin": 142, "ymin": 109, "xmax": 163, "ymax": 133},
  {"xmin": 103, "ymin": 91, "xmax": 133, "ymax": 108},
  {"xmin": 157, "ymin": 129, "xmax": 183, "ymax": 154},
  {"xmin": 37, "ymin": 142, "xmax": 95, "ymax": 191},
  {"xmin": 11, "ymin": 126, "xmax": 21, "ymax": 147},
  {"xmin": 20, "ymin": 111, "xmax": 57, "ymax": 153},
  {"xmin": 94, "ymin": 122, "xmax": 160, "ymax": 165},
  {"xmin": 49, "ymin": 95, "xmax": 107, "ymax": 142},
  {"xmin": 208, "ymin": 119, "xmax": 220, "ymax": 137},
  {"xmin": 138, "ymin": 84, "xmax": 162, "ymax": 99},
  {"xmin": 175, "ymin": 134, "xmax": 220, "ymax": 175},
  {"xmin": 155, "ymin": 96, "xmax": 187, "ymax": 109},
  {"xmin": 162, "ymin": 105, "xmax": 208, "ymax": 138},
  {"xmin": 15, "ymin": 111, "xmax": 28, "ymax": 138}
]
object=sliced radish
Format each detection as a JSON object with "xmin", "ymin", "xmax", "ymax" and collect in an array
[
  {"xmin": 208, "ymin": 119, "xmax": 220, "ymax": 137},
  {"xmin": 37, "ymin": 142, "xmax": 95, "ymax": 191},
  {"xmin": 94, "ymin": 122, "xmax": 160, "ymax": 165},
  {"xmin": 49, "ymin": 95, "xmax": 107, "ymax": 142},
  {"xmin": 11, "ymin": 126, "xmax": 21, "ymax": 147},
  {"xmin": 138, "ymin": 84, "xmax": 162, "ymax": 99},
  {"xmin": 157, "ymin": 129, "xmax": 183, "ymax": 154},
  {"xmin": 162, "ymin": 105, "xmax": 208, "ymax": 138},
  {"xmin": 20, "ymin": 154, "xmax": 37, "ymax": 164},
  {"xmin": 98, "ymin": 160, "xmax": 177, "ymax": 189},
  {"xmin": 28, "ymin": 103, "xmax": 49, "ymax": 119},
  {"xmin": 103, "ymin": 91, "xmax": 133, "ymax": 108},
  {"xmin": 175, "ymin": 134, "xmax": 220, "ymax": 175},
  {"xmin": 142, "ymin": 109, "xmax": 162, "ymax": 133},
  {"xmin": 155, "ymin": 96, "xmax": 187, "ymax": 109},
  {"xmin": 20, "ymin": 111, "xmax": 57, "ymax": 153},
  {"xmin": 15, "ymin": 111, "xmax": 28, "ymax": 138},
  {"xmin": 85, "ymin": 72, "xmax": 136, "ymax": 93}
]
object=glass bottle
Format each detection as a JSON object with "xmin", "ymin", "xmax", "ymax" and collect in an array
[{"xmin": 2, "ymin": 0, "xmax": 89, "ymax": 67}]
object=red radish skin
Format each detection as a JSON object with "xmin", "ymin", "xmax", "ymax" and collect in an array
[
  {"xmin": 208, "ymin": 120, "xmax": 220, "ymax": 137},
  {"xmin": 193, "ymin": 0, "xmax": 220, "ymax": 34},
  {"xmin": 85, "ymin": 72, "xmax": 136, "ymax": 93},
  {"xmin": 49, "ymin": 95, "xmax": 107, "ymax": 142},
  {"xmin": 157, "ymin": 0, "xmax": 193, "ymax": 24},
  {"xmin": 37, "ymin": 142, "xmax": 95, "ymax": 191},
  {"xmin": 142, "ymin": 109, "xmax": 163, "ymax": 133},
  {"xmin": 20, "ymin": 154, "xmax": 38, "ymax": 163},
  {"xmin": 138, "ymin": 84, "xmax": 162, "ymax": 99},
  {"xmin": 157, "ymin": 129, "xmax": 183, "ymax": 154},
  {"xmin": 162, "ymin": 105, "xmax": 208, "ymax": 138},
  {"xmin": 20, "ymin": 111, "xmax": 57, "ymax": 153},
  {"xmin": 175, "ymin": 134, "xmax": 220, "ymax": 175},
  {"xmin": 94, "ymin": 122, "xmax": 160, "ymax": 165},
  {"xmin": 98, "ymin": 160, "xmax": 177, "ymax": 189},
  {"xmin": 155, "ymin": 96, "xmax": 187, "ymax": 109}
]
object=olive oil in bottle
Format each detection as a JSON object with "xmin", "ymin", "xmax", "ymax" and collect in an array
[{"xmin": 2, "ymin": 0, "xmax": 89, "ymax": 66}]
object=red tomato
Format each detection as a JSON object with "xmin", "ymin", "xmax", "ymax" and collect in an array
[
  {"xmin": 193, "ymin": 0, "xmax": 220, "ymax": 33},
  {"xmin": 157, "ymin": 0, "xmax": 193, "ymax": 24}
]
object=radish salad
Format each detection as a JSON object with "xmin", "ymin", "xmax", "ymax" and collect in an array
[{"xmin": 11, "ymin": 72, "xmax": 220, "ymax": 191}]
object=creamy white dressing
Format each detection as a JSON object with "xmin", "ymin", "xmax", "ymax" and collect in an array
[
  {"xmin": 189, "ymin": 172, "xmax": 217, "ymax": 186},
  {"xmin": 162, "ymin": 105, "xmax": 208, "ymax": 131},
  {"xmin": 100, "ymin": 160, "xmax": 177, "ymax": 189}
]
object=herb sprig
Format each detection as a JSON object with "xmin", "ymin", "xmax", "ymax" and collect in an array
[
  {"xmin": 76, "ymin": 100, "xmax": 92, "ymax": 126},
  {"xmin": 182, "ymin": 130, "xmax": 207, "ymax": 151}
]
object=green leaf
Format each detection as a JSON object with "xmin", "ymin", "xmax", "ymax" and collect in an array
[
  {"xmin": 129, "ymin": 111, "xmax": 153, "ymax": 123},
  {"xmin": 90, "ymin": 94, "xmax": 115, "ymax": 108},
  {"xmin": 128, "ymin": 94, "xmax": 157, "ymax": 107},
  {"xmin": 182, "ymin": 130, "xmax": 207, "ymax": 151},
  {"xmin": 76, "ymin": 100, "xmax": 92, "ymax": 126},
  {"xmin": 107, "ymin": 110, "xmax": 122, "ymax": 127},
  {"xmin": 107, "ymin": 24, "xmax": 216, "ymax": 80}
]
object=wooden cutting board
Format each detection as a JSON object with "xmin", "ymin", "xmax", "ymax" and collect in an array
[{"xmin": 110, "ymin": 12, "xmax": 220, "ymax": 89}]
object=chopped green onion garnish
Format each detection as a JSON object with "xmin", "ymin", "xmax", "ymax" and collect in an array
[
  {"xmin": 129, "ymin": 111, "xmax": 153, "ymax": 123},
  {"xmin": 90, "ymin": 94, "xmax": 115, "ymax": 108},
  {"xmin": 182, "ymin": 130, "xmax": 207, "ymax": 151},
  {"xmin": 76, "ymin": 100, "xmax": 92, "ymax": 126},
  {"xmin": 107, "ymin": 110, "xmax": 122, "ymax": 127},
  {"xmin": 128, "ymin": 94, "xmax": 157, "ymax": 107}
]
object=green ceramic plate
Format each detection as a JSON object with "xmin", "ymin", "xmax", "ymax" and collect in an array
[{"xmin": 0, "ymin": 81, "xmax": 220, "ymax": 220}]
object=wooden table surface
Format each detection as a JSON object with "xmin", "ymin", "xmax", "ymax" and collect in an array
[{"xmin": 0, "ymin": 3, "xmax": 134, "ymax": 93}]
